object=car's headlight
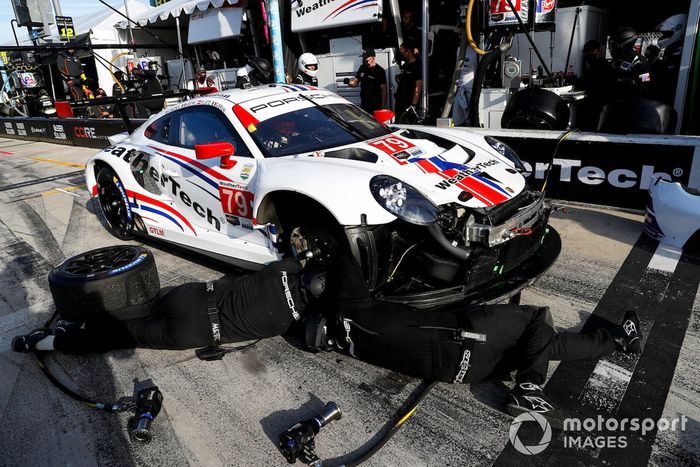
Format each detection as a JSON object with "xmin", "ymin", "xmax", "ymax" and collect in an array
[
  {"xmin": 370, "ymin": 175, "xmax": 438, "ymax": 225},
  {"xmin": 485, "ymin": 136, "xmax": 526, "ymax": 172}
]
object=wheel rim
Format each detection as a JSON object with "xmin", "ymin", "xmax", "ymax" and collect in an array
[
  {"xmin": 64, "ymin": 246, "xmax": 139, "ymax": 275},
  {"xmin": 98, "ymin": 173, "xmax": 132, "ymax": 235}
]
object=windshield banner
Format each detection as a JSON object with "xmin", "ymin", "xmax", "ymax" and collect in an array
[{"xmin": 235, "ymin": 89, "xmax": 346, "ymax": 123}]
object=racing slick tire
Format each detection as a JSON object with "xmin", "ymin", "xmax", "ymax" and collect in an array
[
  {"xmin": 96, "ymin": 166, "xmax": 135, "ymax": 240},
  {"xmin": 48, "ymin": 245, "xmax": 161, "ymax": 321}
]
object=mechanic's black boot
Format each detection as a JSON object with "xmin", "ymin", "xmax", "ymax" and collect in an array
[
  {"xmin": 506, "ymin": 382, "xmax": 565, "ymax": 430},
  {"xmin": 613, "ymin": 310, "xmax": 642, "ymax": 353},
  {"xmin": 54, "ymin": 320, "xmax": 85, "ymax": 336},
  {"xmin": 11, "ymin": 328, "xmax": 51, "ymax": 353}
]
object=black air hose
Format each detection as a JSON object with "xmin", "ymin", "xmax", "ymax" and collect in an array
[
  {"xmin": 467, "ymin": 48, "xmax": 501, "ymax": 127},
  {"xmin": 427, "ymin": 223, "xmax": 473, "ymax": 261}
]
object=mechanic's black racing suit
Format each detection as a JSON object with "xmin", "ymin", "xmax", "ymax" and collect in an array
[
  {"xmin": 324, "ymin": 256, "xmax": 616, "ymax": 384},
  {"xmin": 54, "ymin": 260, "xmax": 305, "ymax": 354}
]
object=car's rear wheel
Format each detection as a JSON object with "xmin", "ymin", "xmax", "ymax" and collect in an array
[
  {"xmin": 49, "ymin": 245, "xmax": 161, "ymax": 321},
  {"xmin": 96, "ymin": 166, "xmax": 135, "ymax": 240}
]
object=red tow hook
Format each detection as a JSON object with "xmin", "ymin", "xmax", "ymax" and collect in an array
[{"xmin": 511, "ymin": 227, "xmax": 533, "ymax": 236}]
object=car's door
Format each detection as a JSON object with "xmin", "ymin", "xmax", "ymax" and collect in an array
[
  {"xmin": 127, "ymin": 111, "xmax": 195, "ymax": 238},
  {"xmin": 158, "ymin": 105, "xmax": 264, "ymax": 243}
]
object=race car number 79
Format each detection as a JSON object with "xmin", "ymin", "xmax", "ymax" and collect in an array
[{"xmin": 219, "ymin": 186, "xmax": 254, "ymax": 219}]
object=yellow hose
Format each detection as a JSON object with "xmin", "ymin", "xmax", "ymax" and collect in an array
[
  {"xmin": 467, "ymin": 0, "xmax": 488, "ymax": 56},
  {"xmin": 109, "ymin": 51, "xmax": 130, "ymax": 93}
]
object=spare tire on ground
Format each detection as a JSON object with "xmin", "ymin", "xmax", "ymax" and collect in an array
[{"xmin": 48, "ymin": 245, "xmax": 160, "ymax": 321}]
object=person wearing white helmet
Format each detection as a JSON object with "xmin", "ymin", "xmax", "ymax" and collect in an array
[
  {"xmin": 652, "ymin": 14, "xmax": 687, "ymax": 104},
  {"xmin": 293, "ymin": 53, "xmax": 319, "ymax": 86}
]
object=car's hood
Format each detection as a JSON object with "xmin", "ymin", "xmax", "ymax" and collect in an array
[{"xmin": 295, "ymin": 132, "xmax": 526, "ymax": 209}]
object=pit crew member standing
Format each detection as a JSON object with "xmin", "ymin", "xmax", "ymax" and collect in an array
[
  {"xmin": 12, "ymin": 260, "xmax": 307, "ymax": 354},
  {"xmin": 317, "ymin": 255, "xmax": 643, "ymax": 426},
  {"xmin": 236, "ymin": 57, "xmax": 274, "ymax": 89},
  {"xmin": 188, "ymin": 67, "xmax": 216, "ymax": 91},
  {"xmin": 293, "ymin": 53, "xmax": 319, "ymax": 86},
  {"xmin": 608, "ymin": 26, "xmax": 651, "ymax": 99},
  {"xmin": 57, "ymin": 48, "xmax": 91, "ymax": 100},
  {"xmin": 344, "ymin": 48, "xmax": 387, "ymax": 114},
  {"xmin": 394, "ymin": 41, "xmax": 423, "ymax": 120}
]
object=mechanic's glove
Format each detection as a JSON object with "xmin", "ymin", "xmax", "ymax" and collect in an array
[{"xmin": 343, "ymin": 77, "xmax": 350, "ymax": 85}]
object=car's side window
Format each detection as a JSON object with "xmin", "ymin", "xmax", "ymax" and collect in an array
[
  {"xmin": 175, "ymin": 106, "xmax": 251, "ymax": 157},
  {"xmin": 144, "ymin": 115, "xmax": 171, "ymax": 144}
]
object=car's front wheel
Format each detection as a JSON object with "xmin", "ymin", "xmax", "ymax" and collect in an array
[{"xmin": 96, "ymin": 166, "xmax": 135, "ymax": 240}]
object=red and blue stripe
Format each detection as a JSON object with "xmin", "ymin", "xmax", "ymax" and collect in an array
[
  {"xmin": 410, "ymin": 155, "xmax": 510, "ymax": 206},
  {"xmin": 324, "ymin": 0, "xmax": 378, "ymax": 21},
  {"xmin": 126, "ymin": 189, "xmax": 197, "ymax": 236}
]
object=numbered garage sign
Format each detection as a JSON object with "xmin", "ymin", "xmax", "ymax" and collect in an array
[
  {"xmin": 55, "ymin": 16, "xmax": 75, "ymax": 41},
  {"xmin": 219, "ymin": 181, "xmax": 254, "ymax": 223}
]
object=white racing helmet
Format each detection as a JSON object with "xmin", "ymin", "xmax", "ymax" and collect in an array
[
  {"xmin": 298, "ymin": 53, "xmax": 319, "ymax": 78},
  {"xmin": 656, "ymin": 14, "xmax": 687, "ymax": 49}
]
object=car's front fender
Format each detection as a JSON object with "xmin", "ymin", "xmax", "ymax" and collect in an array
[
  {"xmin": 253, "ymin": 157, "xmax": 398, "ymax": 226},
  {"xmin": 85, "ymin": 143, "xmax": 143, "ymax": 197}
]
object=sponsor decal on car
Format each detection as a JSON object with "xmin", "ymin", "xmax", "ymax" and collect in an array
[
  {"xmin": 4, "ymin": 122, "xmax": 15, "ymax": 135},
  {"xmin": 30, "ymin": 126, "xmax": 46, "ymax": 134},
  {"xmin": 240, "ymin": 163, "xmax": 254, "ymax": 180},
  {"xmin": 219, "ymin": 180, "xmax": 254, "ymax": 222},
  {"xmin": 235, "ymin": 91, "xmax": 345, "ymax": 123},
  {"xmin": 148, "ymin": 226, "xmax": 165, "ymax": 237},
  {"xmin": 105, "ymin": 145, "xmax": 221, "ymax": 233},
  {"xmin": 367, "ymin": 135, "xmax": 423, "ymax": 162},
  {"xmin": 16, "ymin": 122, "xmax": 27, "ymax": 136}
]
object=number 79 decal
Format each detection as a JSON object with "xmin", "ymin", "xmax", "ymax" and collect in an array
[{"xmin": 219, "ymin": 185, "xmax": 254, "ymax": 219}]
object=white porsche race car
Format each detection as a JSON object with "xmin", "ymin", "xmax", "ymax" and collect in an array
[{"xmin": 86, "ymin": 84, "xmax": 561, "ymax": 307}]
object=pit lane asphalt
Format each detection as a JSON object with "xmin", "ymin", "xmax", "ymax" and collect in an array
[{"xmin": 0, "ymin": 139, "xmax": 698, "ymax": 466}]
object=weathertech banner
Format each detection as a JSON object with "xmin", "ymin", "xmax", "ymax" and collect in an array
[{"xmin": 291, "ymin": 0, "xmax": 381, "ymax": 32}]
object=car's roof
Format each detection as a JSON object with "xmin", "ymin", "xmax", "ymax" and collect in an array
[{"xmin": 197, "ymin": 84, "xmax": 330, "ymax": 107}]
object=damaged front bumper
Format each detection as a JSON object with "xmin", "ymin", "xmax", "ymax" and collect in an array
[{"xmin": 345, "ymin": 191, "xmax": 561, "ymax": 309}]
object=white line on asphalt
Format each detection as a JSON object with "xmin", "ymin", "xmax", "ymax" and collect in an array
[
  {"xmin": 647, "ymin": 243, "xmax": 683, "ymax": 274},
  {"xmin": 579, "ymin": 320, "xmax": 652, "ymax": 414}
]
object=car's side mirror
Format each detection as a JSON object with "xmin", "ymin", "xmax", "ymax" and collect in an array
[
  {"xmin": 373, "ymin": 109, "xmax": 395, "ymax": 125},
  {"xmin": 194, "ymin": 142, "xmax": 236, "ymax": 169}
]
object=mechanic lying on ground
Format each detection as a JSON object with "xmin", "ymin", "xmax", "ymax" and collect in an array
[
  {"xmin": 12, "ymin": 254, "xmax": 641, "ymax": 426},
  {"xmin": 308, "ymin": 254, "xmax": 642, "ymax": 426},
  {"xmin": 12, "ymin": 259, "xmax": 309, "ymax": 354}
]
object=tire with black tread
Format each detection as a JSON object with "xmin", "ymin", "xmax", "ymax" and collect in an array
[
  {"xmin": 96, "ymin": 165, "xmax": 135, "ymax": 240},
  {"xmin": 48, "ymin": 245, "xmax": 160, "ymax": 321}
]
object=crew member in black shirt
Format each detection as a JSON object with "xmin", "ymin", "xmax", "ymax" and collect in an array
[
  {"xmin": 344, "ymin": 48, "xmax": 387, "ymax": 113},
  {"xmin": 394, "ymin": 41, "xmax": 423, "ymax": 120},
  {"xmin": 57, "ymin": 48, "xmax": 91, "ymax": 100},
  {"xmin": 608, "ymin": 26, "xmax": 651, "ymax": 99}
]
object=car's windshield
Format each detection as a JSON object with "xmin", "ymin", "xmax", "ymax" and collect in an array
[{"xmin": 249, "ymin": 103, "xmax": 392, "ymax": 158}]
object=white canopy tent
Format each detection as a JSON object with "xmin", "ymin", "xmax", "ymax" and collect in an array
[
  {"xmin": 3, "ymin": 0, "xmax": 159, "ymax": 96},
  {"xmin": 115, "ymin": 0, "xmax": 242, "ymax": 29}
]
